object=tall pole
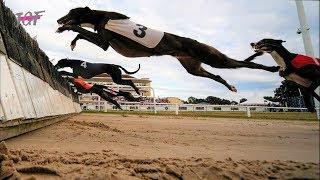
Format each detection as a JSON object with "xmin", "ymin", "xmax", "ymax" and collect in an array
[{"xmin": 295, "ymin": 0, "xmax": 319, "ymax": 119}]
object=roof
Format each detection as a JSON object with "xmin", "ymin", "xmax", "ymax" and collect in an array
[
  {"xmin": 94, "ymin": 74, "xmax": 134, "ymax": 78},
  {"xmin": 83, "ymin": 73, "xmax": 151, "ymax": 83}
]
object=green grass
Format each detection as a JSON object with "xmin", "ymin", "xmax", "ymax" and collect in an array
[{"xmin": 82, "ymin": 110, "xmax": 319, "ymax": 121}]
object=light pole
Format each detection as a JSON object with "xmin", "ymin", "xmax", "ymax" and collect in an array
[{"xmin": 295, "ymin": 0, "xmax": 319, "ymax": 119}]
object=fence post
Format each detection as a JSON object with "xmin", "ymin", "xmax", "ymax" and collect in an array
[
  {"xmin": 175, "ymin": 104, "xmax": 179, "ymax": 115},
  {"xmin": 98, "ymin": 96, "xmax": 101, "ymax": 112},
  {"xmin": 246, "ymin": 106, "xmax": 251, "ymax": 118}
]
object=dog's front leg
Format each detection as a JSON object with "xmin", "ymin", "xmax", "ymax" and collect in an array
[
  {"xmin": 71, "ymin": 33, "xmax": 110, "ymax": 51},
  {"xmin": 56, "ymin": 25, "xmax": 109, "ymax": 50},
  {"xmin": 56, "ymin": 24, "xmax": 76, "ymax": 33}
]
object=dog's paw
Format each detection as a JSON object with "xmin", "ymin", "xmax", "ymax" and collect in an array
[
  {"xmin": 70, "ymin": 44, "xmax": 76, "ymax": 51},
  {"xmin": 70, "ymin": 39, "xmax": 77, "ymax": 50},
  {"xmin": 56, "ymin": 25, "xmax": 73, "ymax": 33},
  {"xmin": 56, "ymin": 26, "xmax": 67, "ymax": 33},
  {"xmin": 55, "ymin": 28, "xmax": 63, "ymax": 33},
  {"xmin": 270, "ymin": 66, "xmax": 280, "ymax": 72}
]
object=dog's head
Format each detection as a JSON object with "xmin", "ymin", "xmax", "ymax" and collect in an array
[
  {"xmin": 57, "ymin": 7, "xmax": 92, "ymax": 25},
  {"xmin": 55, "ymin": 58, "xmax": 71, "ymax": 69},
  {"xmin": 250, "ymin": 39, "xmax": 286, "ymax": 53}
]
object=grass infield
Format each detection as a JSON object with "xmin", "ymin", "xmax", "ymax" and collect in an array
[{"xmin": 82, "ymin": 110, "xmax": 318, "ymax": 121}]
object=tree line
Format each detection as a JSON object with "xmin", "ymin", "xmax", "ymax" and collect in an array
[
  {"xmin": 186, "ymin": 80, "xmax": 310, "ymax": 106},
  {"xmin": 186, "ymin": 96, "xmax": 247, "ymax": 105}
]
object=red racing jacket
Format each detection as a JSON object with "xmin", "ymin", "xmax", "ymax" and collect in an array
[
  {"xmin": 73, "ymin": 78, "xmax": 92, "ymax": 93},
  {"xmin": 291, "ymin": 54, "xmax": 320, "ymax": 69}
]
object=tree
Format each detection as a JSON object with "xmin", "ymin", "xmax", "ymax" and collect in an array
[
  {"xmin": 231, "ymin": 101, "xmax": 238, "ymax": 105},
  {"xmin": 263, "ymin": 96, "xmax": 277, "ymax": 102},
  {"xmin": 239, "ymin": 98, "xmax": 247, "ymax": 104},
  {"xmin": 187, "ymin": 96, "xmax": 233, "ymax": 105},
  {"xmin": 266, "ymin": 80, "xmax": 303, "ymax": 107},
  {"xmin": 187, "ymin": 96, "xmax": 196, "ymax": 104}
]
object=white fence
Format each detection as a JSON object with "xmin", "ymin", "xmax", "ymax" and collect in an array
[{"xmin": 79, "ymin": 100, "xmax": 318, "ymax": 118}]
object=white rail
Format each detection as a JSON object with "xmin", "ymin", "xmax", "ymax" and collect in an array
[{"xmin": 79, "ymin": 100, "xmax": 318, "ymax": 118}]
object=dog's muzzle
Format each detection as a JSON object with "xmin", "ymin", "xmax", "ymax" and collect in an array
[
  {"xmin": 57, "ymin": 15, "xmax": 74, "ymax": 25},
  {"xmin": 250, "ymin": 42, "xmax": 260, "ymax": 52}
]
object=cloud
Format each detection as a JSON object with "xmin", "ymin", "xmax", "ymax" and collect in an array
[{"xmin": 5, "ymin": 0, "xmax": 319, "ymax": 103}]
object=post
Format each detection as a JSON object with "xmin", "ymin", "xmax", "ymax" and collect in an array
[
  {"xmin": 104, "ymin": 101, "xmax": 107, "ymax": 112},
  {"xmin": 246, "ymin": 106, "xmax": 251, "ymax": 118},
  {"xmin": 295, "ymin": 0, "xmax": 319, "ymax": 119},
  {"xmin": 147, "ymin": 87, "xmax": 156, "ymax": 114},
  {"xmin": 175, "ymin": 104, "xmax": 179, "ymax": 115},
  {"xmin": 98, "ymin": 96, "xmax": 101, "ymax": 111}
]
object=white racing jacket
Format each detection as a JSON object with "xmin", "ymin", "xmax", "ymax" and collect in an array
[{"xmin": 105, "ymin": 19, "xmax": 164, "ymax": 48}]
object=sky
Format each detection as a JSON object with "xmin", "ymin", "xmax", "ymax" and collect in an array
[{"xmin": 5, "ymin": 0, "xmax": 320, "ymax": 103}]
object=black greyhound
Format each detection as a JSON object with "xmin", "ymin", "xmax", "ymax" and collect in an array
[
  {"xmin": 68, "ymin": 77, "xmax": 140, "ymax": 110},
  {"xmin": 55, "ymin": 58, "xmax": 141, "ymax": 95},
  {"xmin": 250, "ymin": 38, "xmax": 320, "ymax": 112},
  {"xmin": 56, "ymin": 7, "xmax": 279, "ymax": 92}
]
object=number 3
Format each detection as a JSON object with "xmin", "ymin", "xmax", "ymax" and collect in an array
[
  {"xmin": 81, "ymin": 62, "xmax": 87, "ymax": 68},
  {"xmin": 133, "ymin": 24, "xmax": 147, "ymax": 38}
]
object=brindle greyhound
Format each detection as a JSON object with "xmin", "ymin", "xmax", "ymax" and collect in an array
[
  {"xmin": 250, "ymin": 38, "xmax": 320, "ymax": 112},
  {"xmin": 55, "ymin": 58, "xmax": 141, "ymax": 95},
  {"xmin": 56, "ymin": 7, "xmax": 279, "ymax": 92}
]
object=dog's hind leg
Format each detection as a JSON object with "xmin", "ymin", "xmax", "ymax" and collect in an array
[
  {"xmin": 177, "ymin": 57, "xmax": 237, "ymax": 92},
  {"xmin": 300, "ymin": 88, "xmax": 316, "ymax": 112},
  {"xmin": 102, "ymin": 94, "xmax": 123, "ymax": 110},
  {"xmin": 110, "ymin": 69, "xmax": 140, "ymax": 95},
  {"xmin": 92, "ymin": 87, "xmax": 123, "ymax": 110},
  {"xmin": 117, "ymin": 91, "xmax": 140, "ymax": 102},
  {"xmin": 222, "ymin": 59, "xmax": 280, "ymax": 72},
  {"xmin": 183, "ymin": 40, "xmax": 279, "ymax": 72},
  {"xmin": 312, "ymin": 91, "xmax": 320, "ymax": 102}
]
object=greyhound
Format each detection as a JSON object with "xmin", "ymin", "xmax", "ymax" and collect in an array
[
  {"xmin": 55, "ymin": 58, "xmax": 141, "ymax": 95},
  {"xmin": 56, "ymin": 7, "xmax": 279, "ymax": 92},
  {"xmin": 68, "ymin": 77, "xmax": 140, "ymax": 110},
  {"xmin": 250, "ymin": 38, "xmax": 320, "ymax": 112}
]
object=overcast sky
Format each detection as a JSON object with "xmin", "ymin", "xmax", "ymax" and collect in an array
[{"xmin": 5, "ymin": 0, "xmax": 319, "ymax": 103}]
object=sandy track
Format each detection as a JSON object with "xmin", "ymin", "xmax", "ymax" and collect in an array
[{"xmin": 1, "ymin": 113, "xmax": 319, "ymax": 179}]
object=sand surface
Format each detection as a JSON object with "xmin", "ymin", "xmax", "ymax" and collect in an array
[{"xmin": 1, "ymin": 113, "xmax": 319, "ymax": 179}]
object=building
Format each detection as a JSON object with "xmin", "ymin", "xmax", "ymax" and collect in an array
[
  {"xmin": 78, "ymin": 74, "xmax": 152, "ymax": 109},
  {"xmin": 166, "ymin": 97, "xmax": 183, "ymax": 104},
  {"xmin": 81, "ymin": 73, "xmax": 152, "ymax": 96}
]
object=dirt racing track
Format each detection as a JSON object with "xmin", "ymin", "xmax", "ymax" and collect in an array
[{"xmin": 1, "ymin": 113, "xmax": 319, "ymax": 179}]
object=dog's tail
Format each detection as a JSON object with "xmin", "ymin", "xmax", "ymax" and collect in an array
[
  {"xmin": 116, "ymin": 64, "xmax": 141, "ymax": 74},
  {"xmin": 244, "ymin": 51, "xmax": 264, "ymax": 62}
]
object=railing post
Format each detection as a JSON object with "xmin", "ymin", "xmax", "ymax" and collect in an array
[
  {"xmin": 175, "ymin": 104, "xmax": 179, "ymax": 115},
  {"xmin": 246, "ymin": 106, "xmax": 251, "ymax": 118},
  {"xmin": 149, "ymin": 87, "xmax": 157, "ymax": 114},
  {"xmin": 98, "ymin": 96, "xmax": 101, "ymax": 111}
]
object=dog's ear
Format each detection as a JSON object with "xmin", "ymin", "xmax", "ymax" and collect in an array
[
  {"xmin": 85, "ymin": 6, "xmax": 91, "ymax": 11},
  {"xmin": 274, "ymin": 39, "xmax": 285, "ymax": 44}
]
